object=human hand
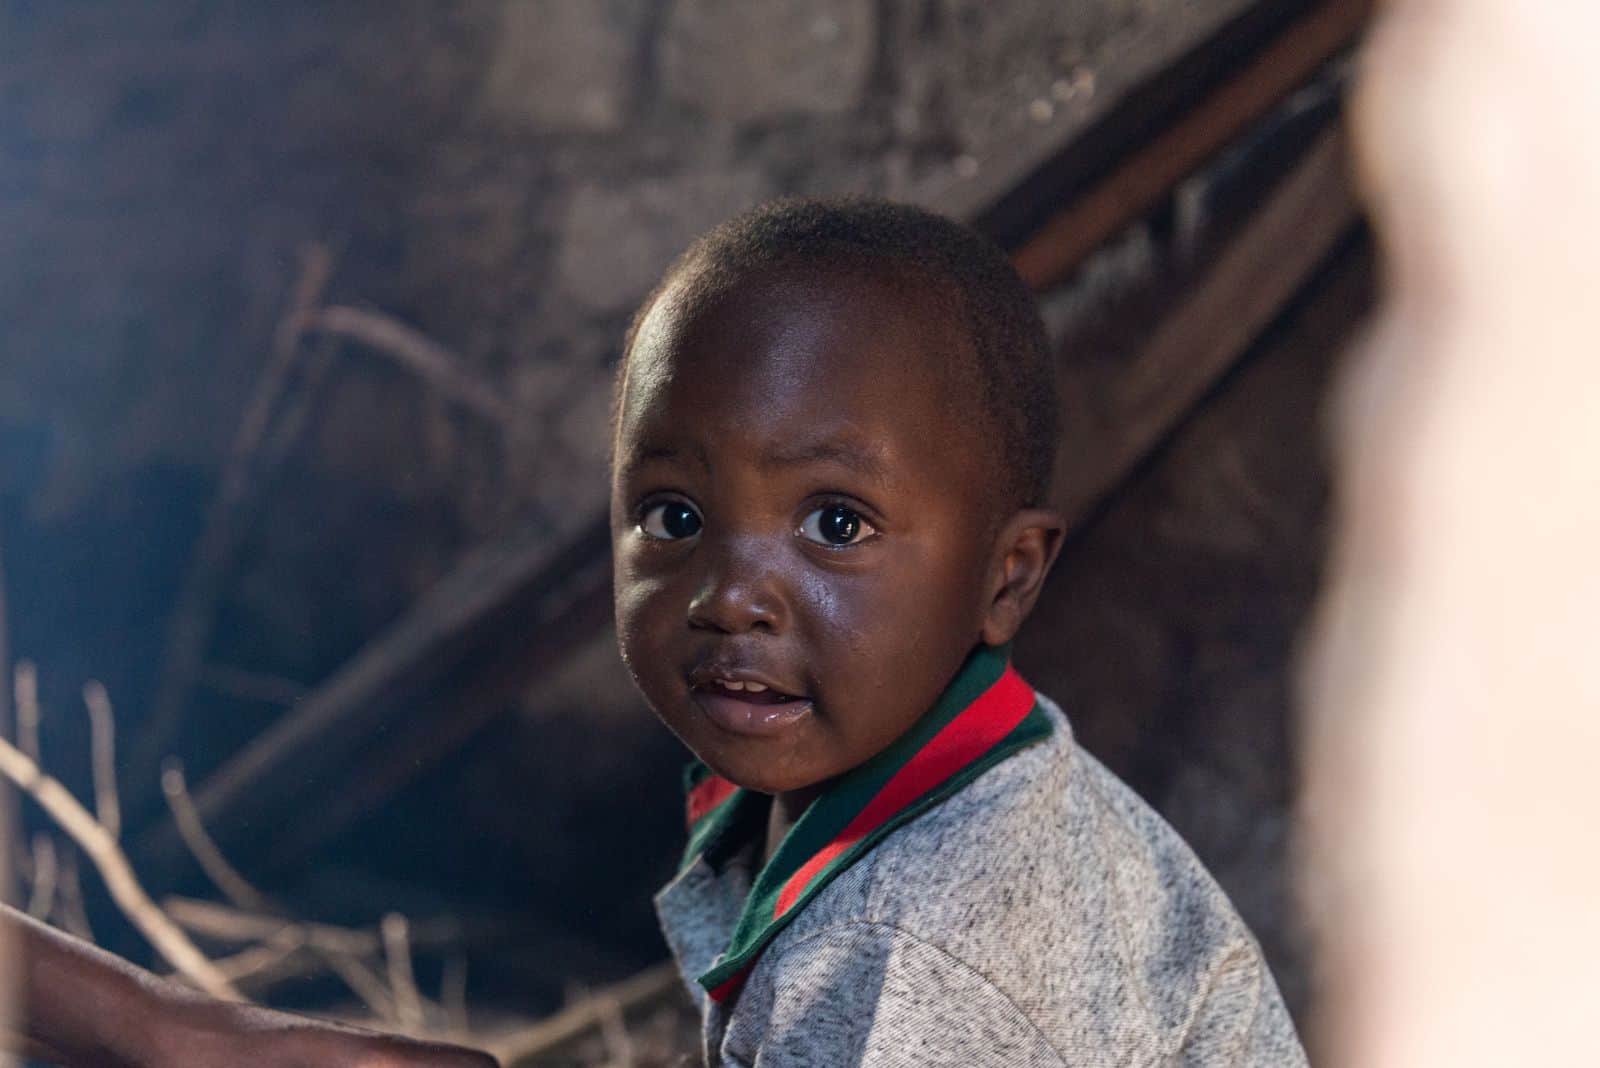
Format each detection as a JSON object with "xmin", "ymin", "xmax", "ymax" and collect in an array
[{"xmin": 138, "ymin": 996, "xmax": 500, "ymax": 1068}]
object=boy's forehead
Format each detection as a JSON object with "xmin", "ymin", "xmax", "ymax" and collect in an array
[{"xmin": 625, "ymin": 262, "xmax": 971, "ymax": 412}]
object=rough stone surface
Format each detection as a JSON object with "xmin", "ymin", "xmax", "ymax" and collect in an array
[
  {"xmin": 900, "ymin": 0, "xmax": 1252, "ymax": 209},
  {"xmin": 660, "ymin": 0, "xmax": 878, "ymax": 122},
  {"xmin": 554, "ymin": 168, "xmax": 773, "ymax": 313},
  {"xmin": 480, "ymin": 0, "xmax": 650, "ymax": 132}
]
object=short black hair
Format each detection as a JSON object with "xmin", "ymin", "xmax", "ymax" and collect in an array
[{"xmin": 618, "ymin": 196, "xmax": 1058, "ymax": 511}]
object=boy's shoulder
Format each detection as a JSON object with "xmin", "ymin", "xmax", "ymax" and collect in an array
[
  {"xmin": 772, "ymin": 692, "xmax": 1250, "ymax": 954},
  {"xmin": 741, "ymin": 692, "xmax": 1305, "ymax": 1066}
]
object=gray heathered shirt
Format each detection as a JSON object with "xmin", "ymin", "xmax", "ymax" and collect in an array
[{"xmin": 655, "ymin": 690, "xmax": 1307, "ymax": 1067}]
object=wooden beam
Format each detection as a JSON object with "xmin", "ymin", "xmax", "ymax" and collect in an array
[
  {"xmin": 1012, "ymin": 0, "xmax": 1371, "ymax": 291},
  {"xmin": 260, "ymin": 555, "xmax": 615, "ymax": 869},
  {"xmin": 1050, "ymin": 128, "xmax": 1359, "ymax": 531},
  {"xmin": 945, "ymin": 0, "xmax": 1319, "ymax": 246},
  {"xmin": 137, "ymin": 0, "xmax": 1372, "ymax": 871},
  {"xmin": 137, "ymin": 515, "xmax": 611, "ymax": 866}
]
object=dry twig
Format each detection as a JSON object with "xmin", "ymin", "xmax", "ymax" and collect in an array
[
  {"xmin": 261, "ymin": 330, "xmax": 341, "ymax": 466},
  {"xmin": 167, "ymin": 896, "xmax": 329, "ymax": 946},
  {"xmin": 0, "ymin": 539, "xmax": 10, "ymax": 739},
  {"xmin": 315, "ymin": 945, "xmax": 397, "ymax": 1022},
  {"xmin": 214, "ymin": 926, "xmax": 308, "ymax": 983},
  {"xmin": 164, "ymin": 896, "xmax": 469, "ymax": 959},
  {"xmin": 487, "ymin": 963, "xmax": 682, "ymax": 1065},
  {"xmin": 135, "ymin": 243, "xmax": 335, "ymax": 794},
  {"xmin": 24, "ymin": 835, "xmax": 54, "ymax": 920},
  {"xmin": 0, "ymin": 538, "xmax": 13, "ymax": 817},
  {"xmin": 157, "ymin": 783, "xmax": 428, "ymax": 1022},
  {"xmin": 160, "ymin": 760, "xmax": 273, "ymax": 913},
  {"xmin": 0, "ymin": 734, "xmax": 239, "ymax": 999},
  {"xmin": 195, "ymin": 663, "xmax": 307, "ymax": 707},
  {"xmin": 13, "ymin": 663, "xmax": 38, "ymax": 762},
  {"xmin": 382, "ymin": 912, "xmax": 425, "ymax": 1031},
  {"xmin": 311, "ymin": 306, "xmax": 511, "ymax": 426},
  {"xmin": 53, "ymin": 845, "xmax": 94, "ymax": 941},
  {"xmin": 162, "ymin": 896, "xmax": 391, "ymax": 1013},
  {"xmin": 6, "ymin": 651, "xmax": 484, "ymax": 1045},
  {"xmin": 9, "ymin": 643, "xmax": 482, "ymax": 1046},
  {"xmin": 442, "ymin": 954, "xmax": 469, "ymax": 1034},
  {"xmin": 594, "ymin": 992, "xmax": 635, "ymax": 1068},
  {"xmin": 82, "ymin": 681, "xmax": 119, "ymax": 839}
]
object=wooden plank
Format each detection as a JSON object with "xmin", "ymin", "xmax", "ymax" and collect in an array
[
  {"xmin": 136, "ymin": 516, "xmax": 611, "ymax": 866},
  {"xmin": 1012, "ymin": 0, "xmax": 1371, "ymax": 291},
  {"xmin": 1050, "ymin": 129, "xmax": 1359, "ymax": 528},
  {"xmin": 259, "ymin": 557, "xmax": 615, "ymax": 869},
  {"xmin": 944, "ymin": 0, "xmax": 1318, "ymax": 246}
]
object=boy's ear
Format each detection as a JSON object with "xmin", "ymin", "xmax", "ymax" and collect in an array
[{"xmin": 980, "ymin": 508, "xmax": 1067, "ymax": 647}]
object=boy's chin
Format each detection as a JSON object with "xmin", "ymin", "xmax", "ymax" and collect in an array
[
  {"xmin": 655, "ymin": 696, "xmax": 837, "ymax": 796},
  {"xmin": 697, "ymin": 751, "xmax": 831, "ymax": 798},
  {"xmin": 677, "ymin": 733, "xmax": 837, "ymax": 798}
]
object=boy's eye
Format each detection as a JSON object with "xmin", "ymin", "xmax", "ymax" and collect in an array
[
  {"xmin": 640, "ymin": 499, "xmax": 703, "ymax": 540},
  {"xmin": 798, "ymin": 504, "xmax": 875, "ymax": 547}
]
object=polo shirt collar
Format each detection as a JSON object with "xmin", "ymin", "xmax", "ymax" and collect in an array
[{"xmin": 676, "ymin": 641, "xmax": 1052, "ymax": 1002}]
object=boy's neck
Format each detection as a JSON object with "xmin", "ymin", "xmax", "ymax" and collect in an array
[{"xmin": 762, "ymin": 784, "xmax": 826, "ymax": 865}]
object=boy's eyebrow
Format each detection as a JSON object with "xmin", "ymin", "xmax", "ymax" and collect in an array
[
  {"xmin": 619, "ymin": 438, "xmax": 890, "ymax": 483},
  {"xmin": 757, "ymin": 438, "xmax": 890, "ymax": 483},
  {"xmin": 621, "ymin": 442, "xmax": 709, "ymax": 473}
]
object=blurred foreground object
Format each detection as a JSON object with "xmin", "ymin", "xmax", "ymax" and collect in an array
[{"xmin": 1302, "ymin": 0, "xmax": 1600, "ymax": 1064}]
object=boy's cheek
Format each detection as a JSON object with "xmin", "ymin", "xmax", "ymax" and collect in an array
[
  {"xmin": 612, "ymin": 575, "xmax": 681, "ymax": 685},
  {"xmin": 612, "ymin": 552, "xmax": 676, "ymax": 624}
]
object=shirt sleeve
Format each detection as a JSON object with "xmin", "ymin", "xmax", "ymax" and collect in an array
[
  {"xmin": 1172, "ymin": 945, "xmax": 1309, "ymax": 1068},
  {"xmin": 720, "ymin": 921, "xmax": 1065, "ymax": 1068}
]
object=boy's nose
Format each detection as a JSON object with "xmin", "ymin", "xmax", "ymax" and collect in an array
[{"xmin": 687, "ymin": 545, "xmax": 786, "ymax": 635}]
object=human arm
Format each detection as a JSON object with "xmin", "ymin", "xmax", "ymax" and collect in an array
[
  {"xmin": 719, "ymin": 922, "xmax": 1062, "ymax": 1068},
  {"xmin": 1, "ymin": 903, "xmax": 498, "ymax": 1067},
  {"xmin": 1300, "ymin": 0, "xmax": 1600, "ymax": 1065}
]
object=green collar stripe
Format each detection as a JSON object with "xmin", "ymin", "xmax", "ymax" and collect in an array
[
  {"xmin": 679, "ymin": 643, "xmax": 1053, "ymax": 1000},
  {"xmin": 772, "ymin": 664, "xmax": 1038, "ymax": 917}
]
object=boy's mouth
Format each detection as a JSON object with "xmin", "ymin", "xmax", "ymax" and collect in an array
[
  {"xmin": 697, "ymin": 676, "xmax": 799, "ymax": 704},
  {"xmin": 688, "ymin": 673, "xmax": 813, "ymax": 736}
]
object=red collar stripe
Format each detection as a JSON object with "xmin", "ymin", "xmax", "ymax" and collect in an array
[
  {"xmin": 772, "ymin": 663, "xmax": 1035, "ymax": 917},
  {"xmin": 707, "ymin": 965, "xmax": 751, "ymax": 1004},
  {"xmin": 686, "ymin": 774, "xmax": 738, "ymax": 829}
]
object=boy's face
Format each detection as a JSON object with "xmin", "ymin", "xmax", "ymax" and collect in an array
[{"xmin": 610, "ymin": 264, "xmax": 1008, "ymax": 798}]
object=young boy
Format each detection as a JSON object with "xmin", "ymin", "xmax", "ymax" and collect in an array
[{"xmin": 610, "ymin": 197, "xmax": 1307, "ymax": 1066}]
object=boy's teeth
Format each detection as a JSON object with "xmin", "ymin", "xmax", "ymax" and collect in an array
[
  {"xmin": 712, "ymin": 678, "xmax": 773, "ymax": 695},
  {"xmin": 703, "ymin": 676, "xmax": 792, "ymax": 698}
]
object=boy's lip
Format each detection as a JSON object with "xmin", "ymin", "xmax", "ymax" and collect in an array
[
  {"xmin": 685, "ymin": 660, "xmax": 814, "ymax": 736},
  {"xmin": 690, "ymin": 689, "xmax": 814, "ymax": 737}
]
